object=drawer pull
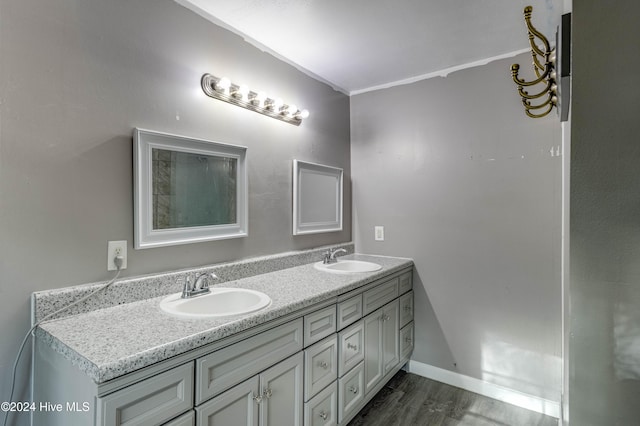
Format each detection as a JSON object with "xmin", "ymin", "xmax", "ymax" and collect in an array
[
  {"xmin": 262, "ymin": 388, "xmax": 273, "ymax": 399},
  {"xmin": 319, "ymin": 410, "xmax": 329, "ymax": 420},
  {"xmin": 252, "ymin": 393, "xmax": 263, "ymax": 404},
  {"xmin": 318, "ymin": 361, "xmax": 329, "ymax": 370},
  {"xmin": 404, "ymin": 305, "xmax": 412, "ymax": 312},
  {"xmin": 347, "ymin": 343, "xmax": 358, "ymax": 351},
  {"xmin": 348, "ymin": 385, "xmax": 359, "ymax": 394}
]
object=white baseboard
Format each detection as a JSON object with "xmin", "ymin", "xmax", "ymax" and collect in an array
[{"xmin": 408, "ymin": 360, "xmax": 560, "ymax": 419}]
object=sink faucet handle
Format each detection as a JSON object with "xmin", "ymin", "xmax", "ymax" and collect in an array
[{"xmin": 179, "ymin": 275, "xmax": 193, "ymax": 298}]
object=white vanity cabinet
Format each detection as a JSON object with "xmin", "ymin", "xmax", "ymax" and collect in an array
[{"xmin": 33, "ymin": 266, "xmax": 413, "ymax": 426}]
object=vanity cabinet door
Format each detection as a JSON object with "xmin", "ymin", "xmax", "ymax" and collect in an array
[
  {"xmin": 363, "ymin": 300, "xmax": 399, "ymax": 395},
  {"xmin": 363, "ymin": 308, "xmax": 383, "ymax": 394},
  {"xmin": 260, "ymin": 353, "xmax": 304, "ymax": 426},
  {"xmin": 381, "ymin": 300, "xmax": 400, "ymax": 377},
  {"xmin": 195, "ymin": 376, "xmax": 259, "ymax": 426}
]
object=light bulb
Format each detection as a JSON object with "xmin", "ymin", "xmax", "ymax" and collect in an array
[
  {"xmin": 253, "ymin": 91, "xmax": 267, "ymax": 107},
  {"xmin": 286, "ymin": 104, "xmax": 297, "ymax": 117},
  {"xmin": 272, "ymin": 98, "xmax": 283, "ymax": 111},
  {"xmin": 298, "ymin": 109, "xmax": 310, "ymax": 119},
  {"xmin": 236, "ymin": 85, "xmax": 250, "ymax": 102},
  {"xmin": 215, "ymin": 77, "xmax": 231, "ymax": 94}
]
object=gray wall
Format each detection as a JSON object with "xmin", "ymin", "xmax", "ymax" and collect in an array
[
  {"xmin": 0, "ymin": 0, "xmax": 350, "ymax": 418},
  {"xmin": 351, "ymin": 54, "xmax": 562, "ymax": 401},
  {"xmin": 569, "ymin": 1, "xmax": 640, "ymax": 424}
]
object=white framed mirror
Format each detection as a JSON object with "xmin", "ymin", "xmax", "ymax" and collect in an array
[
  {"xmin": 293, "ymin": 160, "xmax": 343, "ymax": 235},
  {"xmin": 134, "ymin": 128, "xmax": 248, "ymax": 249}
]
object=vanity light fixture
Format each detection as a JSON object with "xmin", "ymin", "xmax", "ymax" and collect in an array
[{"xmin": 201, "ymin": 73, "xmax": 309, "ymax": 126}]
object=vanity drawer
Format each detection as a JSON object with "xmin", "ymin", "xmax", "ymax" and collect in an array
[
  {"xmin": 304, "ymin": 381, "xmax": 338, "ymax": 426},
  {"xmin": 338, "ymin": 361, "xmax": 364, "ymax": 423},
  {"xmin": 363, "ymin": 278, "xmax": 399, "ymax": 316},
  {"xmin": 398, "ymin": 271, "xmax": 412, "ymax": 295},
  {"xmin": 304, "ymin": 305, "xmax": 337, "ymax": 347},
  {"xmin": 337, "ymin": 295, "xmax": 363, "ymax": 330},
  {"xmin": 399, "ymin": 291, "xmax": 414, "ymax": 328},
  {"xmin": 195, "ymin": 319, "xmax": 303, "ymax": 404},
  {"xmin": 338, "ymin": 320, "xmax": 364, "ymax": 377},
  {"xmin": 97, "ymin": 363, "xmax": 193, "ymax": 426},
  {"xmin": 304, "ymin": 335, "xmax": 338, "ymax": 401},
  {"xmin": 400, "ymin": 322, "xmax": 415, "ymax": 363}
]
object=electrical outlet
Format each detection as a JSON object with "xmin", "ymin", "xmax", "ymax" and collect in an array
[
  {"xmin": 374, "ymin": 226, "xmax": 385, "ymax": 241},
  {"xmin": 107, "ymin": 240, "xmax": 127, "ymax": 271}
]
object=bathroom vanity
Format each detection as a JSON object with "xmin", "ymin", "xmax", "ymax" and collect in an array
[{"xmin": 33, "ymin": 252, "xmax": 413, "ymax": 426}]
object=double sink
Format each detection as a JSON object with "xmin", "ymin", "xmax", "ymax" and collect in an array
[{"xmin": 159, "ymin": 259, "xmax": 382, "ymax": 319}]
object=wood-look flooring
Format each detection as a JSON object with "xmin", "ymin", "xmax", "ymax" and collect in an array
[{"xmin": 347, "ymin": 371, "xmax": 558, "ymax": 426}]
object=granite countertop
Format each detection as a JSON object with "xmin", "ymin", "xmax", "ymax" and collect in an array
[{"xmin": 36, "ymin": 254, "xmax": 413, "ymax": 384}]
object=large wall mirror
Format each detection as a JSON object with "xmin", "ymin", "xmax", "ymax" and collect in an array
[
  {"xmin": 293, "ymin": 160, "xmax": 343, "ymax": 235},
  {"xmin": 134, "ymin": 129, "xmax": 248, "ymax": 249}
]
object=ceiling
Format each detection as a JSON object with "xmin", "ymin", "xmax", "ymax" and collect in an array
[{"xmin": 175, "ymin": 0, "xmax": 563, "ymax": 95}]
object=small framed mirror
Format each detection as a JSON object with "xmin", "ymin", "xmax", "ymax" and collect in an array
[
  {"xmin": 134, "ymin": 129, "xmax": 248, "ymax": 249},
  {"xmin": 293, "ymin": 160, "xmax": 343, "ymax": 235}
]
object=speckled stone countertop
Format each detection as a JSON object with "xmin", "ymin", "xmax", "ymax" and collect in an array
[{"xmin": 35, "ymin": 253, "xmax": 413, "ymax": 384}]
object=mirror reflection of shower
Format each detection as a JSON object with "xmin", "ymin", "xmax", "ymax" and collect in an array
[{"xmin": 152, "ymin": 148, "xmax": 237, "ymax": 230}]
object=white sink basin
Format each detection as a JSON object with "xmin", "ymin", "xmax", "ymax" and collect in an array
[
  {"xmin": 160, "ymin": 288, "xmax": 271, "ymax": 318},
  {"xmin": 314, "ymin": 260, "xmax": 382, "ymax": 274}
]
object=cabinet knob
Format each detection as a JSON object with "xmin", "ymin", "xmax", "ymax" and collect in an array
[
  {"xmin": 252, "ymin": 393, "xmax": 262, "ymax": 404},
  {"xmin": 262, "ymin": 388, "xmax": 273, "ymax": 399},
  {"xmin": 405, "ymin": 337, "xmax": 413, "ymax": 344},
  {"xmin": 349, "ymin": 385, "xmax": 359, "ymax": 394},
  {"xmin": 319, "ymin": 410, "xmax": 328, "ymax": 420},
  {"xmin": 404, "ymin": 305, "xmax": 412, "ymax": 312},
  {"xmin": 318, "ymin": 361, "xmax": 329, "ymax": 370},
  {"xmin": 381, "ymin": 314, "xmax": 390, "ymax": 322},
  {"xmin": 347, "ymin": 343, "xmax": 358, "ymax": 351}
]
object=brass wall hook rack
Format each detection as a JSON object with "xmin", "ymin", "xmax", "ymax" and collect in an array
[{"xmin": 511, "ymin": 6, "xmax": 558, "ymax": 118}]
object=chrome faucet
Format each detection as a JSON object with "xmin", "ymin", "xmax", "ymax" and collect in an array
[
  {"xmin": 323, "ymin": 248, "xmax": 347, "ymax": 264},
  {"xmin": 181, "ymin": 272, "xmax": 217, "ymax": 299}
]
